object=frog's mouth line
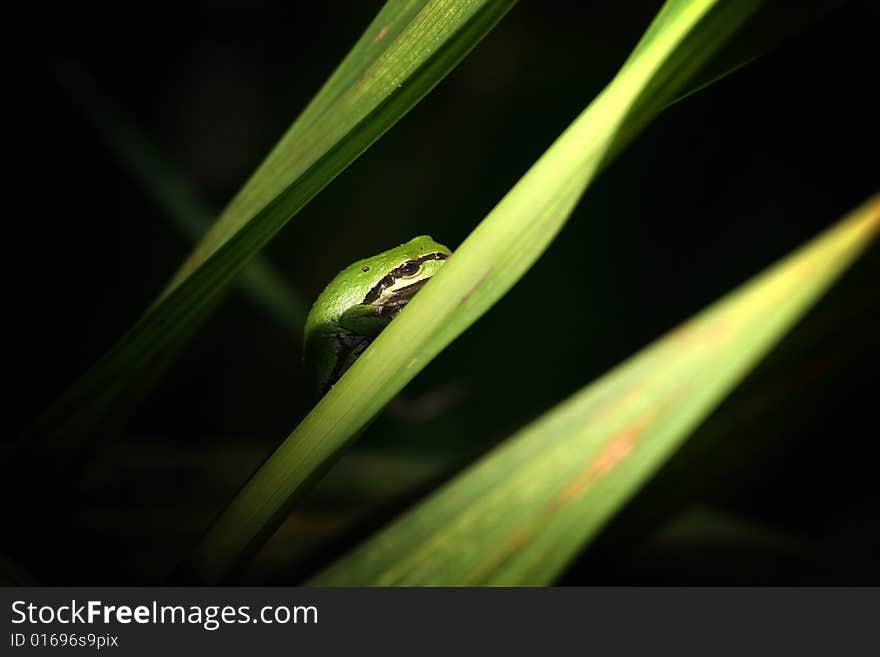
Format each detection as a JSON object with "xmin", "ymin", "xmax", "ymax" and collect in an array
[
  {"xmin": 323, "ymin": 276, "xmax": 432, "ymax": 395},
  {"xmin": 374, "ymin": 277, "xmax": 429, "ymax": 315}
]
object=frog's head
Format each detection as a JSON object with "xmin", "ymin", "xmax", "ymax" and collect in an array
[
  {"xmin": 304, "ymin": 235, "xmax": 453, "ymax": 398},
  {"xmin": 361, "ymin": 235, "xmax": 451, "ymax": 311}
]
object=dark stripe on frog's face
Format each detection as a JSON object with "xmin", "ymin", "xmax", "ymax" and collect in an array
[{"xmin": 362, "ymin": 252, "xmax": 448, "ymax": 305}]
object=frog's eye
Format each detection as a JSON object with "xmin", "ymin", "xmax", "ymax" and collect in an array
[{"xmin": 399, "ymin": 260, "xmax": 421, "ymax": 277}]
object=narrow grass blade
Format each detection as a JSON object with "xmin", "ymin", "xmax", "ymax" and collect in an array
[
  {"xmin": 24, "ymin": 0, "xmax": 517, "ymax": 457},
  {"xmin": 187, "ymin": 0, "xmax": 769, "ymax": 583},
  {"xmin": 312, "ymin": 195, "xmax": 880, "ymax": 585},
  {"xmin": 162, "ymin": 0, "xmax": 517, "ymax": 294},
  {"xmin": 55, "ymin": 64, "xmax": 307, "ymax": 333}
]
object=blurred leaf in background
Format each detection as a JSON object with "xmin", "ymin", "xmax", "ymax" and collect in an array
[{"xmin": 56, "ymin": 64, "xmax": 308, "ymax": 333}]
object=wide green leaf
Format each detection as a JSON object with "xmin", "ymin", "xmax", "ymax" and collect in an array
[
  {"xmin": 187, "ymin": 0, "xmax": 768, "ymax": 583},
  {"xmin": 312, "ymin": 194, "xmax": 880, "ymax": 585}
]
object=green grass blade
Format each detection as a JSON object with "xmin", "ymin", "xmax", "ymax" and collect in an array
[
  {"xmin": 24, "ymin": 0, "xmax": 516, "ymax": 457},
  {"xmin": 187, "ymin": 0, "xmax": 769, "ymax": 583},
  {"xmin": 162, "ymin": 0, "xmax": 518, "ymax": 296},
  {"xmin": 55, "ymin": 63, "xmax": 307, "ymax": 333},
  {"xmin": 312, "ymin": 195, "xmax": 880, "ymax": 585}
]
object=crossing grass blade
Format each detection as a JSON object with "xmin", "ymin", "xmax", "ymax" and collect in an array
[
  {"xmin": 186, "ymin": 0, "xmax": 771, "ymax": 583},
  {"xmin": 23, "ymin": 0, "xmax": 517, "ymax": 461},
  {"xmin": 55, "ymin": 63, "xmax": 307, "ymax": 334},
  {"xmin": 312, "ymin": 195, "xmax": 880, "ymax": 585}
]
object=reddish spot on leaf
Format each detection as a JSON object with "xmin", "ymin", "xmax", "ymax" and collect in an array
[
  {"xmin": 353, "ymin": 68, "xmax": 374, "ymax": 95},
  {"xmin": 374, "ymin": 26, "xmax": 389, "ymax": 42},
  {"xmin": 460, "ymin": 267, "xmax": 492, "ymax": 304},
  {"xmin": 465, "ymin": 524, "xmax": 534, "ymax": 585},
  {"xmin": 558, "ymin": 410, "xmax": 658, "ymax": 503},
  {"xmin": 467, "ymin": 411, "xmax": 657, "ymax": 586},
  {"xmin": 592, "ymin": 430, "xmax": 638, "ymax": 476},
  {"xmin": 467, "ymin": 408, "xmax": 660, "ymax": 583}
]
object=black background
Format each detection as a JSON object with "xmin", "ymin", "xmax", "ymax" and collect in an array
[{"xmin": 4, "ymin": 1, "xmax": 879, "ymax": 585}]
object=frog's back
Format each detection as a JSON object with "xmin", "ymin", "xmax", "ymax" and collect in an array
[
  {"xmin": 304, "ymin": 258, "xmax": 376, "ymax": 344},
  {"xmin": 303, "ymin": 258, "xmax": 376, "ymax": 394}
]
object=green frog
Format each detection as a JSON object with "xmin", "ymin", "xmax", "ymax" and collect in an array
[{"xmin": 304, "ymin": 236, "xmax": 452, "ymax": 397}]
